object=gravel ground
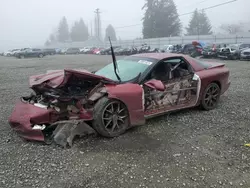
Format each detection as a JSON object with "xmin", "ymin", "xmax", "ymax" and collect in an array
[{"xmin": 0, "ymin": 54, "xmax": 250, "ymax": 188}]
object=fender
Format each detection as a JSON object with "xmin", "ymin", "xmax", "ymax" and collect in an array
[
  {"xmin": 105, "ymin": 83, "xmax": 145, "ymax": 126},
  {"xmin": 196, "ymin": 66, "xmax": 230, "ymax": 102}
]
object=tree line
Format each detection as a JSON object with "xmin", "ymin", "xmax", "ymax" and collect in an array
[
  {"xmin": 45, "ymin": 0, "xmax": 246, "ymax": 45},
  {"xmin": 45, "ymin": 17, "xmax": 117, "ymax": 46},
  {"xmin": 143, "ymin": 0, "xmax": 245, "ymax": 39}
]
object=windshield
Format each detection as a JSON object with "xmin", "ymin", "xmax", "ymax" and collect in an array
[{"xmin": 95, "ymin": 56, "xmax": 157, "ymax": 82}]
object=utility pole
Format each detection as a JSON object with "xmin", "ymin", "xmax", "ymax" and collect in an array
[
  {"xmin": 94, "ymin": 8, "xmax": 101, "ymax": 40},
  {"xmin": 90, "ymin": 21, "xmax": 93, "ymax": 37}
]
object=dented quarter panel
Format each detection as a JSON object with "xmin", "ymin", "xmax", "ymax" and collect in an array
[
  {"xmin": 105, "ymin": 83, "xmax": 145, "ymax": 126},
  {"xmin": 196, "ymin": 66, "xmax": 230, "ymax": 103}
]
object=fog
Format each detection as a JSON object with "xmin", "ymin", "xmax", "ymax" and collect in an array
[{"xmin": 0, "ymin": 0, "xmax": 249, "ymax": 51}]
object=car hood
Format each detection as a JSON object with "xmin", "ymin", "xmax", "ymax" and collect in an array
[{"xmin": 29, "ymin": 69, "xmax": 114, "ymax": 88}]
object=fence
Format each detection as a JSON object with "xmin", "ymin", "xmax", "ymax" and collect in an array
[{"xmin": 47, "ymin": 33, "xmax": 250, "ymax": 49}]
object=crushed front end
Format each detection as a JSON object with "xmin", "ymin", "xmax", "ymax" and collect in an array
[{"xmin": 8, "ymin": 69, "xmax": 113, "ymax": 147}]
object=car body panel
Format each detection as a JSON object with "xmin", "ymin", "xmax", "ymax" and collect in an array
[
  {"xmin": 240, "ymin": 48, "xmax": 250, "ymax": 60},
  {"xmin": 106, "ymin": 83, "xmax": 145, "ymax": 126},
  {"xmin": 9, "ymin": 101, "xmax": 56, "ymax": 141},
  {"xmin": 29, "ymin": 69, "xmax": 113, "ymax": 88}
]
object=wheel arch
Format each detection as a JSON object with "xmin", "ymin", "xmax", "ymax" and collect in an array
[
  {"xmin": 105, "ymin": 83, "xmax": 146, "ymax": 126},
  {"xmin": 211, "ymin": 80, "xmax": 221, "ymax": 89}
]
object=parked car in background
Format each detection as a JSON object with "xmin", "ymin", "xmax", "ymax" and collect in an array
[
  {"xmin": 240, "ymin": 48, "xmax": 250, "ymax": 60},
  {"xmin": 148, "ymin": 48, "xmax": 160, "ymax": 53},
  {"xmin": 59, "ymin": 48, "xmax": 68, "ymax": 54},
  {"xmin": 161, "ymin": 45, "xmax": 174, "ymax": 53},
  {"xmin": 65, "ymin": 48, "xmax": 80, "ymax": 54},
  {"xmin": 16, "ymin": 48, "xmax": 46, "ymax": 59},
  {"xmin": 138, "ymin": 44, "xmax": 151, "ymax": 53},
  {"xmin": 80, "ymin": 47, "xmax": 90, "ymax": 54},
  {"xmin": 201, "ymin": 43, "xmax": 225, "ymax": 58},
  {"xmin": 93, "ymin": 48, "xmax": 103, "ymax": 55},
  {"xmin": 84, "ymin": 47, "xmax": 97, "ymax": 54},
  {"xmin": 3, "ymin": 49, "xmax": 18, "ymax": 56},
  {"xmin": 179, "ymin": 44, "xmax": 195, "ymax": 55},
  {"xmin": 100, "ymin": 47, "xmax": 111, "ymax": 55},
  {"xmin": 43, "ymin": 48, "xmax": 56, "ymax": 55},
  {"xmin": 218, "ymin": 43, "xmax": 250, "ymax": 60}
]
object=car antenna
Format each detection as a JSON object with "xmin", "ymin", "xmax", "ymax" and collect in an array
[{"xmin": 109, "ymin": 37, "xmax": 121, "ymax": 82}]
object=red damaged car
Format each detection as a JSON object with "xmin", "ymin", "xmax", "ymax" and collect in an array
[{"xmin": 9, "ymin": 52, "xmax": 230, "ymax": 147}]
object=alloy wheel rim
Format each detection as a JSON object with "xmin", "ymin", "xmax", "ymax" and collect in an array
[
  {"xmin": 102, "ymin": 102, "xmax": 128, "ymax": 133},
  {"xmin": 204, "ymin": 85, "xmax": 220, "ymax": 108}
]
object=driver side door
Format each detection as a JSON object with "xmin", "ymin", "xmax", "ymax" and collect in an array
[{"xmin": 143, "ymin": 57, "xmax": 200, "ymax": 118}]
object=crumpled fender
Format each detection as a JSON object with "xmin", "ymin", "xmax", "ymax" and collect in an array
[{"xmin": 105, "ymin": 83, "xmax": 145, "ymax": 126}]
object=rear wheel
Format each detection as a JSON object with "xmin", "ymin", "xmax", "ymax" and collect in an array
[
  {"xmin": 93, "ymin": 97, "xmax": 129, "ymax": 137},
  {"xmin": 201, "ymin": 83, "xmax": 221, "ymax": 110}
]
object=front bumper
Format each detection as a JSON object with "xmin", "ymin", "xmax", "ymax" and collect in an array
[
  {"xmin": 240, "ymin": 55, "xmax": 250, "ymax": 60},
  {"xmin": 8, "ymin": 100, "xmax": 56, "ymax": 141}
]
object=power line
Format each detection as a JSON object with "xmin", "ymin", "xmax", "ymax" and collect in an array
[{"xmin": 114, "ymin": 0, "xmax": 237, "ymax": 30}]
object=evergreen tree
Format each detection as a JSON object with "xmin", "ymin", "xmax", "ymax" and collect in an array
[
  {"xmin": 44, "ymin": 40, "xmax": 50, "ymax": 46},
  {"xmin": 142, "ymin": 0, "xmax": 181, "ymax": 38},
  {"xmin": 104, "ymin": 24, "xmax": 117, "ymax": 41},
  {"xmin": 186, "ymin": 9, "xmax": 212, "ymax": 36},
  {"xmin": 49, "ymin": 34, "xmax": 56, "ymax": 43},
  {"xmin": 142, "ymin": 0, "xmax": 155, "ymax": 39},
  {"xmin": 70, "ymin": 18, "xmax": 89, "ymax": 42},
  {"xmin": 57, "ymin": 16, "xmax": 70, "ymax": 42}
]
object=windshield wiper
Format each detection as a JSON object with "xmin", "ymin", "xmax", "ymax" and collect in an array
[{"xmin": 109, "ymin": 37, "xmax": 121, "ymax": 82}]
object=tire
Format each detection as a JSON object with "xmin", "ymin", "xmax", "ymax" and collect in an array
[
  {"xmin": 38, "ymin": 54, "xmax": 43, "ymax": 58},
  {"xmin": 92, "ymin": 97, "xmax": 130, "ymax": 138},
  {"xmin": 201, "ymin": 82, "xmax": 221, "ymax": 111}
]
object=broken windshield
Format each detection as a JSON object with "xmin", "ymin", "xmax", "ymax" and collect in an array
[{"xmin": 95, "ymin": 56, "xmax": 157, "ymax": 82}]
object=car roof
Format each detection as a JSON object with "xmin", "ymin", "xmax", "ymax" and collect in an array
[
  {"xmin": 130, "ymin": 53, "xmax": 206, "ymax": 71},
  {"xmin": 131, "ymin": 53, "xmax": 187, "ymax": 60}
]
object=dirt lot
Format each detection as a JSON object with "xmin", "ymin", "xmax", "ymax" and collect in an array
[{"xmin": 0, "ymin": 54, "xmax": 250, "ymax": 188}]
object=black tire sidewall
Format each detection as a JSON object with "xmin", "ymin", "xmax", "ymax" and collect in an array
[
  {"xmin": 92, "ymin": 97, "xmax": 129, "ymax": 138},
  {"xmin": 201, "ymin": 83, "xmax": 221, "ymax": 111}
]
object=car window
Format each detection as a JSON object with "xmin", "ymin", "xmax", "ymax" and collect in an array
[
  {"xmin": 32, "ymin": 49, "xmax": 41, "ymax": 51},
  {"xmin": 95, "ymin": 56, "xmax": 157, "ymax": 82}
]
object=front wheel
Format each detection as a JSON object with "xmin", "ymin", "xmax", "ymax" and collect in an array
[
  {"xmin": 92, "ymin": 97, "xmax": 129, "ymax": 137},
  {"xmin": 201, "ymin": 83, "xmax": 221, "ymax": 111}
]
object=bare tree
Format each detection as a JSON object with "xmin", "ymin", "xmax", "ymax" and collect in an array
[{"xmin": 220, "ymin": 23, "xmax": 243, "ymax": 34}]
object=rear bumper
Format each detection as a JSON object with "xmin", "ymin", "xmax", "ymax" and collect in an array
[{"xmin": 8, "ymin": 100, "xmax": 55, "ymax": 141}]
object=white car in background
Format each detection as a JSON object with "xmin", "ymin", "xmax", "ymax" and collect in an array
[
  {"xmin": 4, "ymin": 49, "xmax": 21, "ymax": 56},
  {"xmin": 161, "ymin": 45, "xmax": 174, "ymax": 53},
  {"xmin": 3, "ymin": 50, "xmax": 12, "ymax": 56},
  {"xmin": 80, "ymin": 47, "xmax": 90, "ymax": 54}
]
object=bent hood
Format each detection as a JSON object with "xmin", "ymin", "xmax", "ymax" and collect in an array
[{"xmin": 29, "ymin": 69, "xmax": 114, "ymax": 88}]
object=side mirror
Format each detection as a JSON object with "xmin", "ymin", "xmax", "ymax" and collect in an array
[{"xmin": 144, "ymin": 79, "xmax": 165, "ymax": 91}]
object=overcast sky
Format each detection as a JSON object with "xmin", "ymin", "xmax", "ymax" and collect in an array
[{"xmin": 0, "ymin": 0, "xmax": 249, "ymax": 51}]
